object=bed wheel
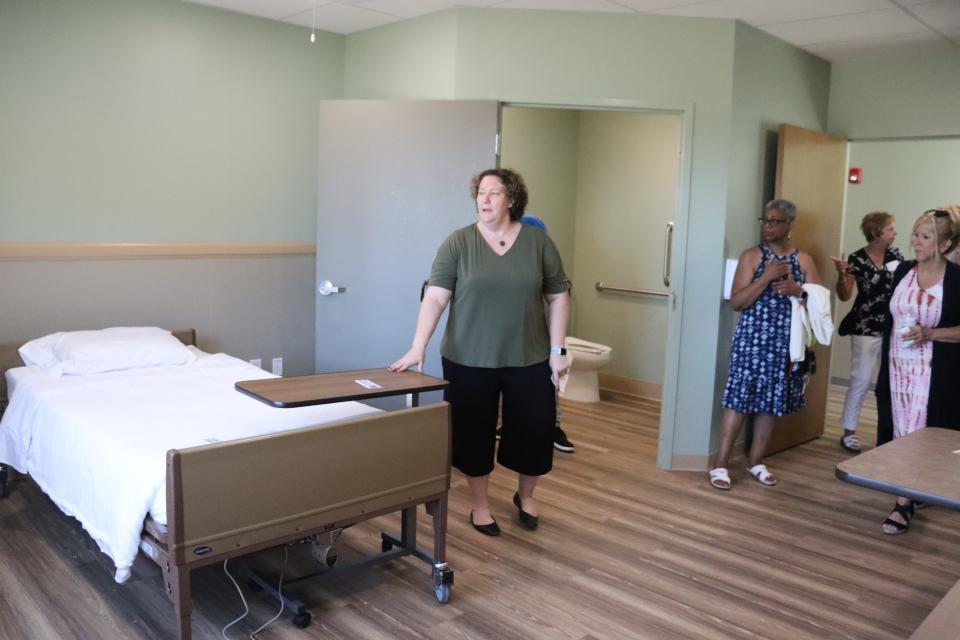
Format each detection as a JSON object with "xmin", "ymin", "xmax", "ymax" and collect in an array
[
  {"xmin": 434, "ymin": 583, "xmax": 452, "ymax": 604},
  {"xmin": 433, "ymin": 563, "xmax": 454, "ymax": 604},
  {"xmin": 291, "ymin": 612, "xmax": 311, "ymax": 628}
]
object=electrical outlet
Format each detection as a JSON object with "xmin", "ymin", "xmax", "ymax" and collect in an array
[
  {"xmin": 250, "ymin": 358, "xmax": 262, "ymax": 369},
  {"xmin": 272, "ymin": 357, "xmax": 283, "ymax": 376}
]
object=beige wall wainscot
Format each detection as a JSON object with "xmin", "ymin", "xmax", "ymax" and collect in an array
[{"xmin": 0, "ymin": 243, "xmax": 317, "ymax": 376}]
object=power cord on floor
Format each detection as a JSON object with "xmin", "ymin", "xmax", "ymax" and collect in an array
[
  {"xmin": 221, "ymin": 560, "xmax": 250, "ymax": 639},
  {"xmin": 250, "ymin": 545, "xmax": 287, "ymax": 639},
  {"xmin": 221, "ymin": 546, "xmax": 289, "ymax": 640}
]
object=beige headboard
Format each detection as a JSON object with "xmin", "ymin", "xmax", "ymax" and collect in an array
[{"xmin": 0, "ymin": 328, "xmax": 197, "ymax": 413}]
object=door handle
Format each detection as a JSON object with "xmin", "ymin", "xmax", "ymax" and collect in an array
[
  {"xmin": 663, "ymin": 222, "xmax": 674, "ymax": 287},
  {"xmin": 318, "ymin": 280, "xmax": 346, "ymax": 296}
]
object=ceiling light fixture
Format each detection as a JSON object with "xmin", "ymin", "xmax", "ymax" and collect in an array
[{"xmin": 310, "ymin": 0, "xmax": 317, "ymax": 43}]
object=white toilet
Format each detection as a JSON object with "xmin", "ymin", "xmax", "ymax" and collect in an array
[{"xmin": 560, "ymin": 337, "xmax": 613, "ymax": 403}]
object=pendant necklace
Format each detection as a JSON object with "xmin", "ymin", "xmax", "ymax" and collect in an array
[{"xmin": 499, "ymin": 240, "xmax": 505, "ymax": 247}]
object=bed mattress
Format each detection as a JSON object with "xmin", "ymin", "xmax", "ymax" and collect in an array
[
  {"xmin": 0, "ymin": 351, "xmax": 380, "ymax": 583},
  {"xmin": 5, "ymin": 365, "xmax": 33, "ymax": 400}
]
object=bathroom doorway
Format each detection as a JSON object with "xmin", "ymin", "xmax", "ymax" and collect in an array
[{"xmin": 500, "ymin": 105, "xmax": 682, "ymax": 409}]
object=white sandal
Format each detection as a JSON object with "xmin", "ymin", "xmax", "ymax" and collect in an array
[
  {"xmin": 747, "ymin": 464, "xmax": 777, "ymax": 486},
  {"xmin": 708, "ymin": 467, "xmax": 731, "ymax": 490},
  {"xmin": 841, "ymin": 434, "xmax": 862, "ymax": 452}
]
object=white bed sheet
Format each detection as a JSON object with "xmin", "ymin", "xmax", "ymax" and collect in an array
[
  {"xmin": 0, "ymin": 351, "xmax": 380, "ymax": 583},
  {"xmin": 5, "ymin": 365, "xmax": 35, "ymax": 399}
]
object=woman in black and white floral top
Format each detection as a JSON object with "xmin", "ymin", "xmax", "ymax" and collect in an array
[{"xmin": 833, "ymin": 211, "xmax": 903, "ymax": 453}]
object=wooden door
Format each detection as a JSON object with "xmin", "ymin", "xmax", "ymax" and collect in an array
[{"xmin": 766, "ymin": 124, "xmax": 847, "ymax": 454}]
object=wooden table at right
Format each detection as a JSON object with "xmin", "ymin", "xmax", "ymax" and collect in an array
[
  {"xmin": 836, "ymin": 427, "xmax": 960, "ymax": 510},
  {"xmin": 836, "ymin": 427, "xmax": 960, "ymax": 640}
]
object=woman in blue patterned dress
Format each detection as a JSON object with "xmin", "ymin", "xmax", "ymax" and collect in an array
[{"xmin": 709, "ymin": 199, "xmax": 821, "ymax": 490}]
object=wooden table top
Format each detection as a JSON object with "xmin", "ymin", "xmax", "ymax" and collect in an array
[
  {"xmin": 835, "ymin": 427, "xmax": 960, "ymax": 510},
  {"xmin": 235, "ymin": 368, "xmax": 448, "ymax": 408}
]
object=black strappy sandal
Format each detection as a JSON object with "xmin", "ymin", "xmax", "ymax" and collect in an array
[{"xmin": 881, "ymin": 501, "xmax": 915, "ymax": 535}]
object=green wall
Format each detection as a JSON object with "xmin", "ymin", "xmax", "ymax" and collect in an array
[
  {"xmin": 500, "ymin": 107, "xmax": 579, "ymax": 282},
  {"xmin": 0, "ymin": 0, "xmax": 343, "ymax": 241},
  {"xmin": 344, "ymin": 10, "xmax": 457, "ymax": 99},
  {"xmin": 726, "ymin": 22, "xmax": 830, "ymax": 257},
  {"xmin": 828, "ymin": 50, "xmax": 960, "ymax": 139}
]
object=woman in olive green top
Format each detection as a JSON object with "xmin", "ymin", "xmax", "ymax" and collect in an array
[{"xmin": 389, "ymin": 168, "xmax": 571, "ymax": 536}]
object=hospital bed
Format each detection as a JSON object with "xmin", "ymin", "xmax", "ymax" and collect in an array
[{"xmin": 0, "ymin": 329, "xmax": 453, "ymax": 639}]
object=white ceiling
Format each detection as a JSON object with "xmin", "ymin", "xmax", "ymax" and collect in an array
[{"xmin": 183, "ymin": 0, "xmax": 960, "ymax": 61}]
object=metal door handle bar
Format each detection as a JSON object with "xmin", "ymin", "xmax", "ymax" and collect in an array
[
  {"xmin": 595, "ymin": 282, "xmax": 670, "ymax": 298},
  {"xmin": 663, "ymin": 221, "xmax": 674, "ymax": 287}
]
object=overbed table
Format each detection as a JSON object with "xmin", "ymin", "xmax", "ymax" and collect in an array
[
  {"xmin": 235, "ymin": 368, "xmax": 452, "ymax": 627},
  {"xmin": 835, "ymin": 427, "xmax": 960, "ymax": 509},
  {"xmin": 235, "ymin": 367, "xmax": 448, "ymax": 408},
  {"xmin": 836, "ymin": 428, "xmax": 960, "ymax": 639}
]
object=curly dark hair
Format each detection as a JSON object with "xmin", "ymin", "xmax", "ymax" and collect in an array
[{"xmin": 470, "ymin": 168, "xmax": 528, "ymax": 221}]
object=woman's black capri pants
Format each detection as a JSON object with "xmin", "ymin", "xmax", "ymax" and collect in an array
[{"xmin": 441, "ymin": 357, "xmax": 556, "ymax": 477}]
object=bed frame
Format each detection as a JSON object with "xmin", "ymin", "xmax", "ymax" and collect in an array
[{"xmin": 0, "ymin": 329, "xmax": 453, "ymax": 640}]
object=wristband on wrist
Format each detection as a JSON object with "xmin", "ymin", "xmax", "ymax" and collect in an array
[{"xmin": 550, "ymin": 346, "xmax": 567, "ymax": 356}]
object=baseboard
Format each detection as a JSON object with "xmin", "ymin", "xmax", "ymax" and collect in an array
[
  {"xmin": 598, "ymin": 373, "xmax": 661, "ymax": 400},
  {"xmin": 672, "ymin": 449, "xmax": 745, "ymax": 471}
]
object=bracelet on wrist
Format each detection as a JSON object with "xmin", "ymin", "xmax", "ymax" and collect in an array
[{"xmin": 550, "ymin": 346, "xmax": 567, "ymax": 356}]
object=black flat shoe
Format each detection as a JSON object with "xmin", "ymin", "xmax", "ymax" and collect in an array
[
  {"xmin": 470, "ymin": 512, "xmax": 500, "ymax": 536},
  {"xmin": 512, "ymin": 492, "xmax": 539, "ymax": 530}
]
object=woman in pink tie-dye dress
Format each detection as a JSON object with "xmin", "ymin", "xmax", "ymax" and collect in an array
[
  {"xmin": 874, "ymin": 208, "xmax": 960, "ymax": 535},
  {"xmin": 887, "ymin": 269, "xmax": 942, "ymax": 438}
]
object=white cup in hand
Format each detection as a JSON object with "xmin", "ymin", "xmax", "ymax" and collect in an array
[{"xmin": 897, "ymin": 313, "xmax": 917, "ymax": 346}]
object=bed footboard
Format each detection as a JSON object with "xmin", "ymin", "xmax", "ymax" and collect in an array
[{"xmin": 160, "ymin": 401, "xmax": 451, "ymax": 639}]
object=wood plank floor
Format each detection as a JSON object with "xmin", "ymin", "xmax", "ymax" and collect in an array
[{"xmin": 1, "ymin": 387, "xmax": 958, "ymax": 639}]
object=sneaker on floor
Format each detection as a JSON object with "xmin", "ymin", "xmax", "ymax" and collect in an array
[
  {"xmin": 495, "ymin": 427, "xmax": 502, "ymax": 441},
  {"xmin": 553, "ymin": 427, "xmax": 575, "ymax": 453}
]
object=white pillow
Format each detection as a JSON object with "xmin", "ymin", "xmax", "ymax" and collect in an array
[
  {"xmin": 18, "ymin": 327, "xmax": 196, "ymax": 377},
  {"xmin": 18, "ymin": 332, "xmax": 63, "ymax": 370}
]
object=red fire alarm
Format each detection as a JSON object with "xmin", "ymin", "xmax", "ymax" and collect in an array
[{"xmin": 849, "ymin": 167, "xmax": 863, "ymax": 184}]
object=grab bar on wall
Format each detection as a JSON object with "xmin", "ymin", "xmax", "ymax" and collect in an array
[
  {"xmin": 595, "ymin": 282, "xmax": 670, "ymax": 298},
  {"xmin": 663, "ymin": 221, "xmax": 674, "ymax": 287}
]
